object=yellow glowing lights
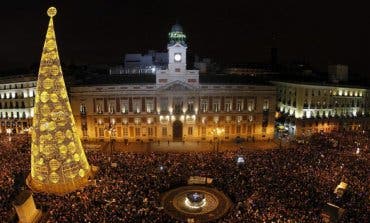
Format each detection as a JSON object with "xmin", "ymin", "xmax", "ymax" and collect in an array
[
  {"xmin": 40, "ymin": 91, "xmax": 49, "ymax": 103},
  {"xmin": 27, "ymin": 6, "xmax": 91, "ymax": 195},
  {"xmin": 47, "ymin": 7, "xmax": 57, "ymax": 17},
  {"xmin": 43, "ymin": 78, "xmax": 54, "ymax": 89}
]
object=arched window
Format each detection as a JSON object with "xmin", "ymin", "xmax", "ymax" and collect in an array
[{"xmin": 80, "ymin": 103, "xmax": 87, "ymax": 115}]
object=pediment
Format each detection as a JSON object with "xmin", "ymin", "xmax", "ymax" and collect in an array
[{"xmin": 158, "ymin": 80, "xmax": 196, "ymax": 91}]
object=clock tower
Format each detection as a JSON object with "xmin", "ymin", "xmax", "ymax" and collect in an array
[
  {"xmin": 156, "ymin": 23, "xmax": 199, "ymax": 87},
  {"xmin": 168, "ymin": 23, "xmax": 187, "ymax": 73}
]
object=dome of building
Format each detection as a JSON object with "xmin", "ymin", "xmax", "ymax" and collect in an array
[{"xmin": 171, "ymin": 23, "xmax": 183, "ymax": 32}]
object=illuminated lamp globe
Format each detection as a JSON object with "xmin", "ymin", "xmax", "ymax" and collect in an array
[{"xmin": 47, "ymin": 7, "xmax": 57, "ymax": 17}]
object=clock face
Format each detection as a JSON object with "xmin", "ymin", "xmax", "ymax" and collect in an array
[{"xmin": 174, "ymin": 53, "xmax": 182, "ymax": 62}]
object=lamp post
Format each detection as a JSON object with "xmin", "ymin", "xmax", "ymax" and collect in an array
[
  {"xmin": 105, "ymin": 123, "xmax": 116, "ymax": 157},
  {"xmin": 212, "ymin": 127, "xmax": 225, "ymax": 153},
  {"xmin": 109, "ymin": 128, "xmax": 116, "ymax": 156},
  {"xmin": 6, "ymin": 128, "xmax": 12, "ymax": 142}
]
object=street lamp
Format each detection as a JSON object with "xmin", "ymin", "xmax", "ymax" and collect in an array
[
  {"xmin": 105, "ymin": 123, "xmax": 116, "ymax": 157},
  {"xmin": 6, "ymin": 128, "xmax": 12, "ymax": 142},
  {"xmin": 212, "ymin": 127, "xmax": 225, "ymax": 153}
]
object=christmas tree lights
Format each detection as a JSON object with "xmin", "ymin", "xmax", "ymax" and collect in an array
[{"xmin": 27, "ymin": 7, "xmax": 91, "ymax": 195}]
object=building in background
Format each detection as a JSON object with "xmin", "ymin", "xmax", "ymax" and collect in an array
[
  {"xmin": 224, "ymin": 64, "xmax": 278, "ymax": 78},
  {"xmin": 273, "ymin": 81, "xmax": 370, "ymax": 136},
  {"xmin": 0, "ymin": 75, "xmax": 36, "ymax": 133},
  {"xmin": 70, "ymin": 23, "xmax": 276, "ymax": 142},
  {"xmin": 109, "ymin": 50, "xmax": 168, "ymax": 75},
  {"xmin": 328, "ymin": 64, "xmax": 349, "ymax": 83}
]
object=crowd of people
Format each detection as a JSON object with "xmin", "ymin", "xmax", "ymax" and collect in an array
[{"xmin": 0, "ymin": 131, "xmax": 368, "ymax": 222}]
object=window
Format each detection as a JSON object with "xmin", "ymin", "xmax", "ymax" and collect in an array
[
  {"xmin": 160, "ymin": 97, "xmax": 168, "ymax": 113},
  {"xmin": 162, "ymin": 127, "xmax": 167, "ymax": 136},
  {"xmin": 201, "ymin": 127, "xmax": 206, "ymax": 135},
  {"xmin": 175, "ymin": 68, "xmax": 181, "ymax": 72},
  {"xmin": 98, "ymin": 128, "xmax": 104, "ymax": 137},
  {"xmin": 236, "ymin": 99, "xmax": 243, "ymax": 111},
  {"xmin": 263, "ymin": 99, "xmax": 269, "ymax": 111},
  {"xmin": 188, "ymin": 127, "xmax": 193, "ymax": 136},
  {"xmin": 225, "ymin": 126, "xmax": 230, "ymax": 135},
  {"xmin": 187, "ymin": 101, "xmax": 194, "ymax": 113},
  {"xmin": 213, "ymin": 100, "xmax": 220, "ymax": 112},
  {"xmin": 121, "ymin": 100, "xmax": 129, "ymax": 114},
  {"xmin": 123, "ymin": 127, "xmax": 128, "ymax": 137},
  {"xmin": 148, "ymin": 127, "xmax": 154, "ymax": 137},
  {"xmin": 237, "ymin": 116, "xmax": 243, "ymax": 123},
  {"xmin": 226, "ymin": 116, "xmax": 231, "ymax": 123},
  {"xmin": 97, "ymin": 103, "xmax": 103, "ymax": 114},
  {"xmin": 146, "ymin": 100, "xmax": 154, "ymax": 113},
  {"xmin": 200, "ymin": 99, "xmax": 208, "ymax": 112},
  {"xmin": 247, "ymin": 99, "xmax": 255, "ymax": 111},
  {"xmin": 133, "ymin": 100, "xmax": 141, "ymax": 113},
  {"xmin": 236, "ymin": 125, "xmax": 241, "ymax": 134},
  {"xmin": 108, "ymin": 103, "xmax": 116, "ymax": 114},
  {"xmin": 225, "ymin": 99, "xmax": 232, "ymax": 112},
  {"xmin": 134, "ymin": 118, "xmax": 141, "ymax": 124},
  {"xmin": 80, "ymin": 103, "xmax": 87, "ymax": 115},
  {"xmin": 213, "ymin": 116, "xmax": 219, "ymax": 124},
  {"xmin": 135, "ymin": 127, "xmax": 141, "ymax": 137}
]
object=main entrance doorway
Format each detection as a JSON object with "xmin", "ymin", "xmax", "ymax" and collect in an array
[{"xmin": 172, "ymin": 120, "xmax": 183, "ymax": 141}]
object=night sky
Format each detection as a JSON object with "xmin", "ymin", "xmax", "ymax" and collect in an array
[{"xmin": 0, "ymin": 1, "xmax": 369, "ymax": 76}]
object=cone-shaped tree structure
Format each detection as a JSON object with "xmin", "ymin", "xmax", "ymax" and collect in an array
[{"xmin": 27, "ymin": 7, "xmax": 91, "ymax": 195}]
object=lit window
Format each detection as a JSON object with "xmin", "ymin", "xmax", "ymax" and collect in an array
[
  {"xmin": 236, "ymin": 99, "xmax": 243, "ymax": 111},
  {"xmin": 201, "ymin": 127, "xmax": 206, "ymax": 135},
  {"xmin": 200, "ymin": 99, "xmax": 208, "ymax": 112},
  {"xmin": 121, "ymin": 100, "xmax": 129, "ymax": 114},
  {"xmin": 134, "ymin": 118, "xmax": 141, "ymax": 125},
  {"xmin": 162, "ymin": 127, "xmax": 167, "ymax": 136},
  {"xmin": 236, "ymin": 125, "xmax": 241, "ymax": 134},
  {"xmin": 133, "ymin": 100, "xmax": 141, "ymax": 113},
  {"xmin": 213, "ymin": 100, "xmax": 220, "ymax": 112},
  {"xmin": 225, "ymin": 99, "xmax": 232, "ymax": 112},
  {"xmin": 188, "ymin": 127, "xmax": 193, "ymax": 136},
  {"xmin": 80, "ymin": 104, "xmax": 87, "ymax": 115},
  {"xmin": 135, "ymin": 127, "xmax": 141, "ymax": 137},
  {"xmin": 146, "ymin": 100, "xmax": 154, "ymax": 113},
  {"xmin": 123, "ymin": 127, "xmax": 128, "ymax": 137},
  {"xmin": 237, "ymin": 116, "xmax": 243, "ymax": 123},
  {"xmin": 247, "ymin": 99, "xmax": 255, "ymax": 111},
  {"xmin": 148, "ymin": 127, "xmax": 154, "ymax": 137},
  {"xmin": 98, "ymin": 128, "xmax": 104, "ymax": 137},
  {"xmin": 263, "ymin": 99, "xmax": 269, "ymax": 111}
]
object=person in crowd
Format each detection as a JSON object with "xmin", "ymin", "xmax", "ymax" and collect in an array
[{"xmin": 0, "ymin": 131, "xmax": 368, "ymax": 222}]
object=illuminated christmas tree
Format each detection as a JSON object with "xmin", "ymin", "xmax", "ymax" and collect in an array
[{"xmin": 27, "ymin": 7, "xmax": 91, "ymax": 195}]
